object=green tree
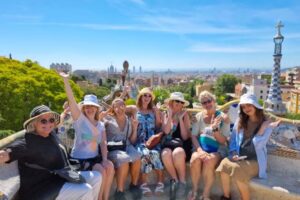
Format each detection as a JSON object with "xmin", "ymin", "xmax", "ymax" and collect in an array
[
  {"xmin": 215, "ymin": 74, "xmax": 241, "ymax": 96},
  {"xmin": 0, "ymin": 57, "xmax": 83, "ymax": 131},
  {"xmin": 153, "ymin": 87, "xmax": 170, "ymax": 104}
]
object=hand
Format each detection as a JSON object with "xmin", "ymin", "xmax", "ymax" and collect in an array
[
  {"xmin": 178, "ymin": 111, "xmax": 187, "ymax": 121},
  {"xmin": 167, "ymin": 107, "xmax": 172, "ymax": 118},
  {"xmin": 99, "ymin": 110, "xmax": 109, "ymax": 121},
  {"xmin": 232, "ymin": 155, "xmax": 239, "ymax": 162},
  {"xmin": 197, "ymin": 149, "xmax": 209, "ymax": 161},
  {"xmin": 257, "ymin": 119, "xmax": 281, "ymax": 135},
  {"xmin": 131, "ymin": 115, "xmax": 139, "ymax": 130},
  {"xmin": 211, "ymin": 115, "xmax": 222, "ymax": 129},
  {"xmin": 0, "ymin": 150, "xmax": 10, "ymax": 164}
]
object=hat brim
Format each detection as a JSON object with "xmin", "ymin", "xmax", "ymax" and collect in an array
[
  {"xmin": 137, "ymin": 92, "xmax": 155, "ymax": 102},
  {"xmin": 80, "ymin": 101, "xmax": 100, "ymax": 108},
  {"xmin": 239, "ymin": 101, "xmax": 263, "ymax": 110},
  {"xmin": 23, "ymin": 111, "xmax": 61, "ymax": 129},
  {"xmin": 165, "ymin": 97, "xmax": 190, "ymax": 107}
]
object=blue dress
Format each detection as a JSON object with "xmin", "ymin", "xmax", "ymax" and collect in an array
[{"xmin": 135, "ymin": 111, "xmax": 163, "ymax": 173}]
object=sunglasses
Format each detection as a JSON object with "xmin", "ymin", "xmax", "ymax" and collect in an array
[
  {"xmin": 143, "ymin": 94, "xmax": 152, "ymax": 98},
  {"xmin": 201, "ymin": 99, "xmax": 212, "ymax": 105},
  {"xmin": 39, "ymin": 118, "xmax": 55, "ymax": 125},
  {"xmin": 174, "ymin": 100, "xmax": 184, "ymax": 105}
]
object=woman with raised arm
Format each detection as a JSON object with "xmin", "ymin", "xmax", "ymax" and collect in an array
[
  {"xmin": 59, "ymin": 72, "xmax": 114, "ymax": 200},
  {"xmin": 104, "ymin": 98, "xmax": 142, "ymax": 200},
  {"xmin": 189, "ymin": 91, "xmax": 230, "ymax": 200},
  {"xmin": 216, "ymin": 93, "xmax": 280, "ymax": 200},
  {"xmin": 0, "ymin": 105, "xmax": 102, "ymax": 200},
  {"xmin": 127, "ymin": 87, "xmax": 164, "ymax": 197},
  {"xmin": 160, "ymin": 92, "xmax": 192, "ymax": 199}
]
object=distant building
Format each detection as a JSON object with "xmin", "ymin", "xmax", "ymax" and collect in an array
[
  {"xmin": 50, "ymin": 63, "xmax": 72, "ymax": 73},
  {"xmin": 289, "ymin": 89, "xmax": 300, "ymax": 113},
  {"xmin": 250, "ymin": 78, "xmax": 269, "ymax": 101}
]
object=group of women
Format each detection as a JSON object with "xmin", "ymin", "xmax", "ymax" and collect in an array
[{"xmin": 0, "ymin": 72, "xmax": 280, "ymax": 200}]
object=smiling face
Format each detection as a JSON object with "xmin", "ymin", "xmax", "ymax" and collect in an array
[
  {"xmin": 201, "ymin": 97, "xmax": 215, "ymax": 111},
  {"xmin": 83, "ymin": 105, "xmax": 99, "ymax": 120},
  {"xmin": 34, "ymin": 113, "xmax": 56, "ymax": 137},
  {"xmin": 170, "ymin": 99, "xmax": 184, "ymax": 112},
  {"xmin": 240, "ymin": 103, "xmax": 256, "ymax": 117},
  {"xmin": 112, "ymin": 99, "xmax": 126, "ymax": 116}
]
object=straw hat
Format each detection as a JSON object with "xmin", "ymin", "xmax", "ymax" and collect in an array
[
  {"xmin": 23, "ymin": 105, "xmax": 60, "ymax": 129},
  {"xmin": 137, "ymin": 87, "xmax": 155, "ymax": 101},
  {"xmin": 165, "ymin": 92, "xmax": 189, "ymax": 107}
]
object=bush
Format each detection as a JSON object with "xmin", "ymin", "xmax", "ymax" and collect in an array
[{"xmin": 0, "ymin": 130, "xmax": 14, "ymax": 139}]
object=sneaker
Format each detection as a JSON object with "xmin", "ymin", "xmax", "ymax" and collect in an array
[
  {"xmin": 129, "ymin": 183, "xmax": 142, "ymax": 200},
  {"xmin": 220, "ymin": 195, "xmax": 231, "ymax": 200},
  {"xmin": 176, "ymin": 182, "xmax": 186, "ymax": 198},
  {"xmin": 114, "ymin": 191, "xmax": 127, "ymax": 200},
  {"xmin": 169, "ymin": 179, "xmax": 176, "ymax": 200}
]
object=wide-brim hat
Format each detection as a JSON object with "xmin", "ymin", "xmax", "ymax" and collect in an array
[
  {"xmin": 137, "ymin": 87, "xmax": 155, "ymax": 101},
  {"xmin": 23, "ymin": 105, "xmax": 60, "ymax": 129},
  {"xmin": 165, "ymin": 92, "xmax": 190, "ymax": 107},
  {"xmin": 239, "ymin": 93, "xmax": 263, "ymax": 110},
  {"xmin": 80, "ymin": 94, "xmax": 100, "ymax": 108}
]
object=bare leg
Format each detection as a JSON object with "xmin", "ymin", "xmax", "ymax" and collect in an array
[
  {"xmin": 161, "ymin": 148, "xmax": 178, "ymax": 181},
  {"xmin": 220, "ymin": 171, "xmax": 231, "ymax": 198},
  {"xmin": 172, "ymin": 147, "xmax": 186, "ymax": 183},
  {"xmin": 202, "ymin": 153, "xmax": 220, "ymax": 198},
  {"xmin": 155, "ymin": 169, "xmax": 164, "ymax": 183},
  {"xmin": 116, "ymin": 163, "xmax": 129, "ymax": 192},
  {"xmin": 130, "ymin": 159, "xmax": 141, "ymax": 185},
  {"xmin": 190, "ymin": 152, "xmax": 202, "ymax": 195},
  {"xmin": 236, "ymin": 180, "xmax": 250, "ymax": 200},
  {"xmin": 92, "ymin": 161, "xmax": 115, "ymax": 200}
]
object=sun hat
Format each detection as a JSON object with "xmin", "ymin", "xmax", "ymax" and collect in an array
[
  {"xmin": 23, "ymin": 105, "xmax": 60, "ymax": 129},
  {"xmin": 239, "ymin": 93, "xmax": 263, "ymax": 110},
  {"xmin": 81, "ymin": 94, "xmax": 100, "ymax": 108},
  {"xmin": 165, "ymin": 92, "xmax": 190, "ymax": 107},
  {"xmin": 137, "ymin": 87, "xmax": 155, "ymax": 101}
]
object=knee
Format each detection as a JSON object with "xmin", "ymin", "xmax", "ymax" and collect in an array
[
  {"xmin": 161, "ymin": 149, "xmax": 172, "ymax": 159},
  {"xmin": 172, "ymin": 147, "xmax": 185, "ymax": 158},
  {"xmin": 190, "ymin": 155, "xmax": 201, "ymax": 167}
]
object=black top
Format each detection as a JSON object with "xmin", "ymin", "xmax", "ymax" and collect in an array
[
  {"xmin": 7, "ymin": 132, "xmax": 66, "ymax": 200},
  {"xmin": 172, "ymin": 122, "xmax": 192, "ymax": 162}
]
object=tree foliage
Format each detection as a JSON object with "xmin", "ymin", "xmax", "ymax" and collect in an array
[
  {"xmin": 0, "ymin": 57, "xmax": 83, "ymax": 131},
  {"xmin": 79, "ymin": 84, "xmax": 110, "ymax": 99},
  {"xmin": 215, "ymin": 74, "xmax": 241, "ymax": 96}
]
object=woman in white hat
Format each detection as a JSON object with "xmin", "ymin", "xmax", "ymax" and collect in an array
[
  {"xmin": 0, "ymin": 105, "xmax": 102, "ymax": 200},
  {"xmin": 59, "ymin": 72, "xmax": 114, "ymax": 200},
  {"xmin": 127, "ymin": 87, "xmax": 165, "ymax": 197},
  {"xmin": 161, "ymin": 92, "xmax": 192, "ymax": 198},
  {"xmin": 189, "ymin": 91, "xmax": 230, "ymax": 200},
  {"xmin": 216, "ymin": 93, "xmax": 280, "ymax": 200}
]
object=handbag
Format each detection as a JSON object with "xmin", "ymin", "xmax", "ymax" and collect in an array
[
  {"xmin": 161, "ymin": 135, "xmax": 183, "ymax": 150},
  {"xmin": 145, "ymin": 131, "xmax": 164, "ymax": 149},
  {"xmin": 107, "ymin": 119, "xmax": 130, "ymax": 152}
]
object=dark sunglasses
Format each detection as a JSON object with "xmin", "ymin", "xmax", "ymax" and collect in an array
[
  {"xmin": 201, "ymin": 99, "xmax": 212, "ymax": 105},
  {"xmin": 143, "ymin": 94, "xmax": 152, "ymax": 98},
  {"xmin": 39, "ymin": 118, "xmax": 55, "ymax": 124},
  {"xmin": 174, "ymin": 100, "xmax": 184, "ymax": 105}
]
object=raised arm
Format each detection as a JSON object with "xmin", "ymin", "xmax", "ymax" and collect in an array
[{"xmin": 59, "ymin": 72, "xmax": 81, "ymax": 120}]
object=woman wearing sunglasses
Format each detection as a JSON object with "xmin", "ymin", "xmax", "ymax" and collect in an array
[
  {"xmin": 189, "ymin": 91, "xmax": 230, "ymax": 200},
  {"xmin": 0, "ymin": 105, "xmax": 102, "ymax": 200},
  {"xmin": 103, "ymin": 98, "xmax": 142, "ymax": 200},
  {"xmin": 126, "ymin": 87, "xmax": 164, "ymax": 197},
  {"xmin": 59, "ymin": 72, "xmax": 114, "ymax": 200},
  {"xmin": 216, "ymin": 93, "xmax": 280, "ymax": 200},
  {"xmin": 161, "ymin": 92, "xmax": 192, "ymax": 198}
]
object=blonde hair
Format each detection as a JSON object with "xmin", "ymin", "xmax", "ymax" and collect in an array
[
  {"xmin": 108, "ymin": 98, "xmax": 125, "ymax": 116},
  {"xmin": 199, "ymin": 90, "xmax": 216, "ymax": 102},
  {"xmin": 26, "ymin": 120, "xmax": 36, "ymax": 132}
]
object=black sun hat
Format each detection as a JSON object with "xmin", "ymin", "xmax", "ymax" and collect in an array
[{"xmin": 23, "ymin": 105, "xmax": 60, "ymax": 129}]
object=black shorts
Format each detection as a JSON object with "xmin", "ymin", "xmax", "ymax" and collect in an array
[{"xmin": 77, "ymin": 155, "xmax": 102, "ymax": 171}]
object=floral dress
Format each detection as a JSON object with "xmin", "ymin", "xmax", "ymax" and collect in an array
[{"xmin": 135, "ymin": 111, "xmax": 163, "ymax": 173}]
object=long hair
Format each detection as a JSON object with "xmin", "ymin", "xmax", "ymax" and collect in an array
[
  {"xmin": 137, "ymin": 95, "xmax": 153, "ymax": 110},
  {"xmin": 108, "ymin": 98, "xmax": 125, "ymax": 116},
  {"xmin": 238, "ymin": 106, "xmax": 265, "ymax": 130},
  {"xmin": 82, "ymin": 106, "xmax": 100, "ymax": 121}
]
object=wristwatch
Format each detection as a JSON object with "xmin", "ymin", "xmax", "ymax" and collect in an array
[{"xmin": 212, "ymin": 127, "xmax": 219, "ymax": 132}]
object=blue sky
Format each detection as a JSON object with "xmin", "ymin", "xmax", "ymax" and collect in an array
[{"xmin": 1, "ymin": 0, "xmax": 300, "ymax": 71}]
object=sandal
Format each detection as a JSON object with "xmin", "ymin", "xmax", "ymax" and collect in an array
[
  {"xmin": 154, "ymin": 182, "xmax": 164, "ymax": 196},
  {"xmin": 140, "ymin": 183, "xmax": 152, "ymax": 196},
  {"xmin": 199, "ymin": 195, "xmax": 211, "ymax": 200},
  {"xmin": 187, "ymin": 190, "xmax": 197, "ymax": 200}
]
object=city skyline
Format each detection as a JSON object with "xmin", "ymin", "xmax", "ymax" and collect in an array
[{"xmin": 1, "ymin": 0, "xmax": 300, "ymax": 71}]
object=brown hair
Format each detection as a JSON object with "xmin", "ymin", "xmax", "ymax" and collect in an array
[
  {"xmin": 137, "ymin": 94, "xmax": 154, "ymax": 110},
  {"xmin": 238, "ymin": 106, "xmax": 265, "ymax": 130},
  {"xmin": 82, "ymin": 105, "xmax": 100, "ymax": 121},
  {"xmin": 108, "ymin": 98, "xmax": 125, "ymax": 116}
]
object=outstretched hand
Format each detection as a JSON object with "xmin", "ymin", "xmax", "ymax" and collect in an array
[{"xmin": 257, "ymin": 119, "xmax": 281, "ymax": 135}]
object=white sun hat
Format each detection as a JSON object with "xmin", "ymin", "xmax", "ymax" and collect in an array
[{"xmin": 239, "ymin": 93, "xmax": 263, "ymax": 110}]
